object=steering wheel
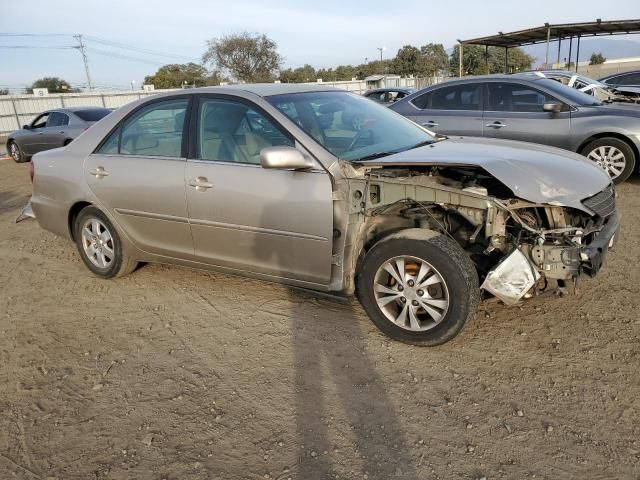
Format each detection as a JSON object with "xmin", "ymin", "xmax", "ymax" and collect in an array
[{"xmin": 345, "ymin": 128, "xmax": 373, "ymax": 152}]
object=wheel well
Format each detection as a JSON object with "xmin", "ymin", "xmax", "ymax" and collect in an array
[
  {"xmin": 63, "ymin": 138, "xmax": 73, "ymax": 146},
  {"xmin": 68, "ymin": 201, "xmax": 92, "ymax": 240},
  {"xmin": 577, "ymin": 133, "xmax": 639, "ymax": 163}
]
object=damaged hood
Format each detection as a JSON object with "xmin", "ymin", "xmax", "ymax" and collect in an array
[{"xmin": 361, "ymin": 136, "xmax": 612, "ymax": 212}]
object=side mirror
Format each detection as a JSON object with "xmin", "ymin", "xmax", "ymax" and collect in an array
[
  {"xmin": 260, "ymin": 146, "xmax": 315, "ymax": 171},
  {"xmin": 543, "ymin": 103, "xmax": 562, "ymax": 113},
  {"xmin": 23, "ymin": 124, "xmax": 31, "ymax": 130}
]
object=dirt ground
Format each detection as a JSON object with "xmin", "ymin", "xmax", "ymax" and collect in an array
[{"xmin": 0, "ymin": 158, "xmax": 639, "ymax": 480}]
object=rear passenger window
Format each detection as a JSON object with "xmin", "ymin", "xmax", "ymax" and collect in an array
[
  {"xmin": 412, "ymin": 84, "xmax": 481, "ymax": 111},
  {"xmin": 97, "ymin": 99, "xmax": 188, "ymax": 157},
  {"xmin": 47, "ymin": 112, "xmax": 69, "ymax": 127},
  {"xmin": 197, "ymin": 99, "xmax": 293, "ymax": 165}
]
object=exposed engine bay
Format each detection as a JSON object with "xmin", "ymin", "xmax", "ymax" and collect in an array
[{"xmin": 339, "ymin": 164, "xmax": 618, "ymax": 305}]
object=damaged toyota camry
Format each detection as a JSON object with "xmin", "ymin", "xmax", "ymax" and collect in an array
[{"xmin": 31, "ymin": 84, "xmax": 618, "ymax": 345}]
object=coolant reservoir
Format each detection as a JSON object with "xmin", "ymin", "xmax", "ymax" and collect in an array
[{"xmin": 462, "ymin": 186, "xmax": 488, "ymax": 196}]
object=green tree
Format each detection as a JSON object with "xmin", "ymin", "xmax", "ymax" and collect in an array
[
  {"xmin": 279, "ymin": 64, "xmax": 317, "ymax": 83},
  {"xmin": 202, "ymin": 32, "xmax": 282, "ymax": 83},
  {"xmin": 420, "ymin": 43, "xmax": 449, "ymax": 76},
  {"xmin": 589, "ymin": 52, "xmax": 606, "ymax": 65},
  {"xmin": 144, "ymin": 62, "xmax": 220, "ymax": 88},
  {"xmin": 450, "ymin": 45, "xmax": 533, "ymax": 75},
  {"xmin": 392, "ymin": 45, "xmax": 423, "ymax": 76},
  {"xmin": 28, "ymin": 77, "xmax": 79, "ymax": 93}
]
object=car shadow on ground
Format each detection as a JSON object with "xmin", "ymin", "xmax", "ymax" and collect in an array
[
  {"xmin": 0, "ymin": 190, "xmax": 30, "ymax": 215},
  {"xmin": 287, "ymin": 294, "xmax": 418, "ymax": 478},
  {"xmin": 254, "ymin": 183, "xmax": 418, "ymax": 479}
]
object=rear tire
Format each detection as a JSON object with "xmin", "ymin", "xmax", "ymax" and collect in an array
[
  {"xmin": 580, "ymin": 137, "xmax": 635, "ymax": 183},
  {"xmin": 356, "ymin": 230, "xmax": 479, "ymax": 346},
  {"xmin": 8, "ymin": 141, "xmax": 27, "ymax": 163},
  {"xmin": 74, "ymin": 206, "xmax": 137, "ymax": 278}
]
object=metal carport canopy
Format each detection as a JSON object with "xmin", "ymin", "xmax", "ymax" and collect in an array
[{"xmin": 456, "ymin": 19, "xmax": 640, "ymax": 75}]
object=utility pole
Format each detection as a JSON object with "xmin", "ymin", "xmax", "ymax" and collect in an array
[
  {"xmin": 376, "ymin": 47, "xmax": 383, "ymax": 61},
  {"xmin": 73, "ymin": 34, "xmax": 93, "ymax": 91}
]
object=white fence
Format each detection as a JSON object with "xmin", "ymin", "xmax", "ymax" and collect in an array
[
  {"xmin": 0, "ymin": 77, "xmax": 446, "ymax": 136},
  {"xmin": 0, "ymin": 90, "xmax": 176, "ymax": 136}
]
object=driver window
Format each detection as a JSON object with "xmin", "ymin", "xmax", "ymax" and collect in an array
[
  {"xmin": 31, "ymin": 113, "xmax": 49, "ymax": 129},
  {"xmin": 487, "ymin": 83, "xmax": 563, "ymax": 113},
  {"xmin": 197, "ymin": 99, "xmax": 293, "ymax": 165}
]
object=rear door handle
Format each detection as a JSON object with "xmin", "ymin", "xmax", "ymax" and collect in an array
[
  {"xmin": 486, "ymin": 121, "xmax": 507, "ymax": 129},
  {"xmin": 89, "ymin": 166, "xmax": 109, "ymax": 178},
  {"xmin": 421, "ymin": 121, "xmax": 439, "ymax": 127},
  {"xmin": 188, "ymin": 177, "xmax": 214, "ymax": 191}
]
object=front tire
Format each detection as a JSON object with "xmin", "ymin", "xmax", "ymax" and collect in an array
[
  {"xmin": 581, "ymin": 137, "xmax": 635, "ymax": 183},
  {"xmin": 356, "ymin": 230, "xmax": 479, "ymax": 346},
  {"xmin": 8, "ymin": 141, "xmax": 27, "ymax": 163},
  {"xmin": 74, "ymin": 206, "xmax": 137, "ymax": 278}
]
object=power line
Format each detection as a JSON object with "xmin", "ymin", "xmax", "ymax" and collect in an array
[
  {"xmin": 0, "ymin": 33, "xmax": 71, "ymax": 37},
  {"xmin": 83, "ymin": 35, "xmax": 197, "ymax": 61},
  {"xmin": 0, "ymin": 45, "xmax": 75, "ymax": 49},
  {"xmin": 86, "ymin": 47, "xmax": 167, "ymax": 66}
]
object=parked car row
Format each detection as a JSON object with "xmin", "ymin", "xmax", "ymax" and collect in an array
[
  {"xmin": 28, "ymin": 83, "xmax": 618, "ymax": 346},
  {"xmin": 387, "ymin": 73, "xmax": 640, "ymax": 183}
]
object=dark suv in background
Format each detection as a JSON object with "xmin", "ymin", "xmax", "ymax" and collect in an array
[{"xmin": 390, "ymin": 74, "xmax": 640, "ymax": 183}]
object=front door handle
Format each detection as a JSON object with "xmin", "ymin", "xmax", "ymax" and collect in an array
[
  {"xmin": 421, "ymin": 121, "xmax": 439, "ymax": 127},
  {"xmin": 188, "ymin": 177, "xmax": 214, "ymax": 191},
  {"xmin": 89, "ymin": 166, "xmax": 109, "ymax": 178},
  {"xmin": 486, "ymin": 121, "xmax": 507, "ymax": 129}
]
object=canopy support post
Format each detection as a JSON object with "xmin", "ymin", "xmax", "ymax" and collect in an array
[
  {"xmin": 544, "ymin": 23, "xmax": 551, "ymax": 67},
  {"xmin": 575, "ymin": 35, "xmax": 581, "ymax": 72},
  {"xmin": 485, "ymin": 45, "xmax": 489, "ymax": 74},
  {"xmin": 459, "ymin": 42, "xmax": 464, "ymax": 77},
  {"xmin": 504, "ymin": 47, "xmax": 509, "ymax": 74},
  {"xmin": 567, "ymin": 36, "xmax": 573, "ymax": 70},
  {"xmin": 556, "ymin": 37, "xmax": 562, "ymax": 68}
]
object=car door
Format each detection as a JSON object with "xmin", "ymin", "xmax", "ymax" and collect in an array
[
  {"xmin": 403, "ymin": 82, "xmax": 484, "ymax": 136},
  {"xmin": 41, "ymin": 112, "xmax": 70, "ymax": 148},
  {"xmin": 85, "ymin": 97, "xmax": 193, "ymax": 258},
  {"xmin": 185, "ymin": 95, "xmax": 334, "ymax": 287},
  {"xmin": 21, "ymin": 112, "xmax": 50, "ymax": 155},
  {"xmin": 483, "ymin": 81, "xmax": 572, "ymax": 149}
]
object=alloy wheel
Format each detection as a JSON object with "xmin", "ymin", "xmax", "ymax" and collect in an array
[
  {"xmin": 81, "ymin": 217, "xmax": 115, "ymax": 268},
  {"xmin": 373, "ymin": 255, "xmax": 449, "ymax": 332},
  {"xmin": 9, "ymin": 143, "xmax": 21, "ymax": 162},
  {"xmin": 587, "ymin": 145, "xmax": 626, "ymax": 179}
]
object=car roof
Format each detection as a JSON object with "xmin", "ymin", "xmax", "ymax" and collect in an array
[
  {"xmin": 181, "ymin": 83, "xmax": 341, "ymax": 97},
  {"xmin": 46, "ymin": 107, "xmax": 111, "ymax": 114},
  {"xmin": 366, "ymin": 87, "xmax": 414, "ymax": 93}
]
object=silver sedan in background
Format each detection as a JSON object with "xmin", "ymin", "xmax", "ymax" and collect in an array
[
  {"xmin": 390, "ymin": 74, "xmax": 640, "ymax": 183},
  {"xmin": 6, "ymin": 107, "xmax": 112, "ymax": 163}
]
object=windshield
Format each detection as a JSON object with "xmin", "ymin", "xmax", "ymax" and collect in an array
[
  {"xmin": 266, "ymin": 91, "xmax": 437, "ymax": 161},
  {"xmin": 535, "ymin": 78, "xmax": 604, "ymax": 106}
]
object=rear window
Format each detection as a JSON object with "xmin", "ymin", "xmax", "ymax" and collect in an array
[{"xmin": 74, "ymin": 108, "xmax": 111, "ymax": 122}]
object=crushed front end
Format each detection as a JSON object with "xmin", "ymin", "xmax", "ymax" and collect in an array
[{"xmin": 342, "ymin": 165, "xmax": 619, "ymax": 305}]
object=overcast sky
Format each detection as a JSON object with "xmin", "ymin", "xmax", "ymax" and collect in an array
[{"xmin": 2, "ymin": 0, "xmax": 640, "ymax": 90}]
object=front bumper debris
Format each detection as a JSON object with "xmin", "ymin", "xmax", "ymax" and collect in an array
[{"xmin": 481, "ymin": 249, "xmax": 540, "ymax": 305}]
